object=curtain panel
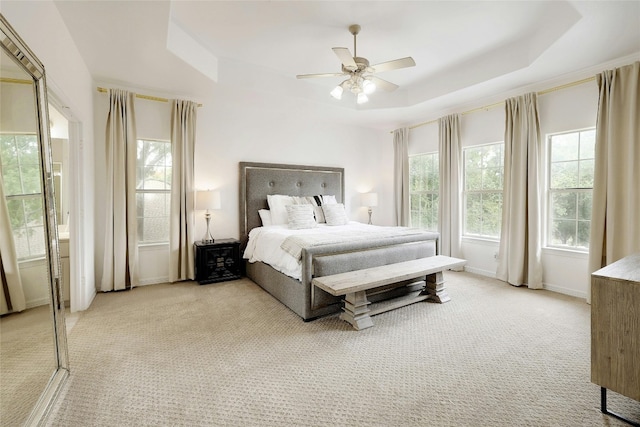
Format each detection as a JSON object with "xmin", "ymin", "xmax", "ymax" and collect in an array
[
  {"xmin": 0, "ymin": 173, "xmax": 26, "ymax": 314},
  {"xmin": 169, "ymin": 100, "xmax": 197, "ymax": 282},
  {"xmin": 393, "ymin": 127, "xmax": 410, "ymax": 226},
  {"xmin": 588, "ymin": 62, "xmax": 640, "ymax": 290},
  {"xmin": 100, "ymin": 89, "xmax": 139, "ymax": 292},
  {"xmin": 438, "ymin": 114, "xmax": 462, "ymax": 258},
  {"xmin": 496, "ymin": 92, "xmax": 543, "ymax": 289}
]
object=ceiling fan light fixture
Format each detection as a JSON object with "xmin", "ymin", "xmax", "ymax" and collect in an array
[
  {"xmin": 304, "ymin": 24, "xmax": 415, "ymax": 105},
  {"xmin": 362, "ymin": 78, "xmax": 376, "ymax": 95},
  {"xmin": 330, "ymin": 85, "xmax": 344, "ymax": 100}
]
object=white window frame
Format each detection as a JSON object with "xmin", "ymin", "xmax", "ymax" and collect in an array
[
  {"xmin": 545, "ymin": 128, "xmax": 595, "ymax": 253},
  {"xmin": 409, "ymin": 151, "xmax": 439, "ymax": 232},
  {"xmin": 136, "ymin": 138, "xmax": 172, "ymax": 245},
  {"xmin": 462, "ymin": 142, "xmax": 504, "ymax": 241}
]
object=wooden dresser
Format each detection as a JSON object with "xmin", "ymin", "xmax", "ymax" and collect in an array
[{"xmin": 591, "ymin": 253, "xmax": 640, "ymax": 423}]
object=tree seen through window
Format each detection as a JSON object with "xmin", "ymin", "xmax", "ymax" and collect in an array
[
  {"xmin": 547, "ymin": 129, "xmax": 595, "ymax": 250},
  {"xmin": 0, "ymin": 134, "xmax": 45, "ymax": 260},
  {"xmin": 409, "ymin": 152, "xmax": 438, "ymax": 231},
  {"xmin": 463, "ymin": 143, "xmax": 504, "ymax": 239},
  {"xmin": 136, "ymin": 139, "xmax": 172, "ymax": 244}
]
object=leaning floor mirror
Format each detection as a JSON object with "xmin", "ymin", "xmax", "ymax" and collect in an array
[{"xmin": 0, "ymin": 13, "xmax": 69, "ymax": 426}]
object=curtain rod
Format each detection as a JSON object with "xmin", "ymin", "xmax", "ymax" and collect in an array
[
  {"xmin": 96, "ymin": 87, "xmax": 202, "ymax": 107},
  {"xmin": 0, "ymin": 77, "xmax": 32, "ymax": 85},
  {"xmin": 396, "ymin": 75, "xmax": 597, "ymax": 133}
]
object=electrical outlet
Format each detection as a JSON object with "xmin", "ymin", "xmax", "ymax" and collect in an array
[{"xmin": 494, "ymin": 251, "xmax": 499, "ymax": 260}]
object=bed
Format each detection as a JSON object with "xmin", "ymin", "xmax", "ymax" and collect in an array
[{"xmin": 239, "ymin": 161, "xmax": 440, "ymax": 321}]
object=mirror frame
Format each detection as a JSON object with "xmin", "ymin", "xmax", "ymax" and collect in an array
[{"xmin": 0, "ymin": 13, "xmax": 69, "ymax": 425}]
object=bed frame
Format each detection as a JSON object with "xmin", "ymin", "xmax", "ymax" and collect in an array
[{"xmin": 239, "ymin": 161, "xmax": 439, "ymax": 321}]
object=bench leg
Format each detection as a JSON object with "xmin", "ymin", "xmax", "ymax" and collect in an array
[
  {"xmin": 339, "ymin": 291, "xmax": 374, "ymax": 330},
  {"xmin": 423, "ymin": 271, "xmax": 451, "ymax": 303}
]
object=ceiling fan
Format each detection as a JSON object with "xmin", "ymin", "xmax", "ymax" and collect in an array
[{"xmin": 296, "ymin": 24, "xmax": 416, "ymax": 104}]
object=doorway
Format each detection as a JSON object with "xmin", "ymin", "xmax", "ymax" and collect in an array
[{"xmin": 47, "ymin": 96, "xmax": 87, "ymax": 313}]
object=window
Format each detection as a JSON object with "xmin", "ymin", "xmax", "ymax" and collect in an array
[
  {"xmin": 136, "ymin": 139, "xmax": 172, "ymax": 244},
  {"xmin": 547, "ymin": 129, "xmax": 595, "ymax": 250},
  {"xmin": 463, "ymin": 142, "xmax": 504, "ymax": 239},
  {"xmin": 409, "ymin": 152, "xmax": 438, "ymax": 231},
  {"xmin": 0, "ymin": 134, "xmax": 46, "ymax": 260}
]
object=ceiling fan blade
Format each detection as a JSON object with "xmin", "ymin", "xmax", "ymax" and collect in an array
[
  {"xmin": 296, "ymin": 72, "xmax": 345, "ymax": 79},
  {"xmin": 332, "ymin": 47, "xmax": 358, "ymax": 71},
  {"xmin": 369, "ymin": 76, "xmax": 399, "ymax": 92},
  {"xmin": 371, "ymin": 57, "xmax": 416, "ymax": 73}
]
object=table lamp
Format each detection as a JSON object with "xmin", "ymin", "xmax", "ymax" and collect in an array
[
  {"xmin": 361, "ymin": 192, "xmax": 378, "ymax": 225},
  {"xmin": 196, "ymin": 190, "xmax": 221, "ymax": 242}
]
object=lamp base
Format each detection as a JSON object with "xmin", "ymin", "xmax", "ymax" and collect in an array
[
  {"xmin": 367, "ymin": 208, "xmax": 373, "ymax": 225},
  {"xmin": 202, "ymin": 212, "xmax": 214, "ymax": 243}
]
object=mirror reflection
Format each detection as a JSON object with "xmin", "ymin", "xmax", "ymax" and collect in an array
[
  {"xmin": 49, "ymin": 105, "xmax": 70, "ymax": 306},
  {"xmin": 0, "ymin": 39, "xmax": 56, "ymax": 425}
]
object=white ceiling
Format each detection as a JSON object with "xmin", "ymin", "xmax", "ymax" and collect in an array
[{"xmin": 53, "ymin": 0, "xmax": 640, "ymax": 130}]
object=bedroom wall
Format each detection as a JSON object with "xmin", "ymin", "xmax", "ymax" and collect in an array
[
  {"xmin": 5, "ymin": 2, "xmax": 635, "ymax": 301},
  {"xmin": 91, "ymin": 55, "xmax": 633, "ymax": 295},
  {"xmin": 405, "ymin": 59, "xmax": 640, "ymax": 299},
  {"xmin": 1, "ymin": 1, "xmax": 97, "ymax": 311},
  {"xmin": 92, "ymin": 81, "xmax": 391, "ymax": 286}
]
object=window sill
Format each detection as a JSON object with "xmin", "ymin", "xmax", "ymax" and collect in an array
[
  {"xmin": 18, "ymin": 256, "xmax": 47, "ymax": 266},
  {"xmin": 138, "ymin": 242, "xmax": 169, "ymax": 250},
  {"xmin": 461, "ymin": 236, "xmax": 500, "ymax": 245},
  {"xmin": 542, "ymin": 246, "xmax": 588, "ymax": 259}
]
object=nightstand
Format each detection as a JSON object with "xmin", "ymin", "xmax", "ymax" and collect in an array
[{"xmin": 194, "ymin": 239, "xmax": 241, "ymax": 284}]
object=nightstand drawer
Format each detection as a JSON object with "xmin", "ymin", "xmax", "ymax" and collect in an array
[{"xmin": 194, "ymin": 239, "xmax": 241, "ymax": 284}]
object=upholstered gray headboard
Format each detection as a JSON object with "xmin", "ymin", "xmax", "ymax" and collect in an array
[{"xmin": 239, "ymin": 162, "xmax": 344, "ymax": 247}]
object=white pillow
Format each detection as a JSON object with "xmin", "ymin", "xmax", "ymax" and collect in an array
[
  {"xmin": 258, "ymin": 209, "xmax": 272, "ymax": 227},
  {"xmin": 286, "ymin": 204, "xmax": 317, "ymax": 230},
  {"xmin": 322, "ymin": 203, "xmax": 349, "ymax": 226},
  {"xmin": 322, "ymin": 195, "xmax": 337, "ymax": 205},
  {"xmin": 292, "ymin": 196, "xmax": 315, "ymax": 205},
  {"xmin": 267, "ymin": 194, "xmax": 295, "ymax": 225}
]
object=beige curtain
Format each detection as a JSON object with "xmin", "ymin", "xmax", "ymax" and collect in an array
[
  {"xmin": 438, "ymin": 114, "xmax": 462, "ymax": 257},
  {"xmin": 588, "ymin": 62, "xmax": 640, "ymax": 286},
  {"xmin": 0, "ymin": 174, "xmax": 26, "ymax": 313},
  {"xmin": 497, "ymin": 93, "xmax": 543, "ymax": 289},
  {"xmin": 169, "ymin": 100, "xmax": 197, "ymax": 282},
  {"xmin": 393, "ymin": 127, "xmax": 410, "ymax": 226},
  {"xmin": 100, "ymin": 89, "xmax": 139, "ymax": 292}
]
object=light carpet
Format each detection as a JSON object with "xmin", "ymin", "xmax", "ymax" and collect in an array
[
  {"xmin": 1, "ymin": 304, "xmax": 58, "ymax": 427},
  {"xmin": 45, "ymin": 272, "xmax": 639, "ymax": 426}
]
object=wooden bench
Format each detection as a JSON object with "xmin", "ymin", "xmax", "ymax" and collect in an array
[{"xmin": 312, "ymin": 255, "xmax": 466, "ymax": 330}]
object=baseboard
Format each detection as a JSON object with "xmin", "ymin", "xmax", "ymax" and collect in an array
[
  {"xmin": 463, "ymin": 266, "xmax": 496, "ymax": 278},
  {"xmin": 84, "ymin": 289, "xmax": 96, "ymax": 311},
  {"xmin": 462, "ymin": 267, "xmax": 587, "ymax": 300},
  {"xmin": 26, "ymin": 297, "xmax": 50, "ymax": 309},
  {"xmin": 139, "ymin": 276, "xmax": 170, "ymax": 286},
  {"xmin": 542, "ymin": 283, "xmax": 587, "ymax": 300}
]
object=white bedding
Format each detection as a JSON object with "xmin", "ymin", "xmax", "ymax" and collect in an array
[{"xmin": 243, "ymin": 221, "xmax": 429, "ymax": 280}]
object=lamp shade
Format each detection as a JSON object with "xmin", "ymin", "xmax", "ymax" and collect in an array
[
  {"xmin": 196, "ymin": 190, "xmax": 221, "ymax": 210},
  {"xmin": 361, "ymin": 192, "xmax": 378, "ymax": 207}
]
